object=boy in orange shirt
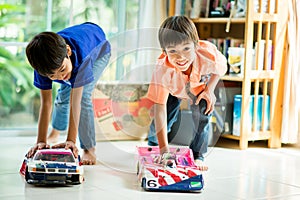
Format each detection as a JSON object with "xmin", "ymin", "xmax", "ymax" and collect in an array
[{"xmin": 147, "ymin": 16, "xmax": 227, "ymax": 170}]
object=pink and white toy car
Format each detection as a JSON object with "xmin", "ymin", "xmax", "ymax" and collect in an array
[
  {"xmin": 136, "ymin": 146, "xmax": 204, "ymax": 192},
  {"xmin": 20, "ymin": 148, "xmax": 84, "ymax": 185}
]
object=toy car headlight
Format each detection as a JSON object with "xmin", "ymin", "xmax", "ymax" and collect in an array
[
  {"xmin": 32, "ymin": 167, "xmax": 46, "ymax": 172},
  {"xmin": 68, "ymin": 169, "xmax": 80, "ymax": 173}
]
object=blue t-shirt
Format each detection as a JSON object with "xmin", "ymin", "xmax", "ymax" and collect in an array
[{"xmin": 33, "ymin": 22, "xmax": 111, "ymax": 89}]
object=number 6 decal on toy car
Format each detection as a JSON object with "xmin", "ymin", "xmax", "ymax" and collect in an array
[{"xmin": 146, "ymin": 179, "xmax": 158, "ymax": 188}]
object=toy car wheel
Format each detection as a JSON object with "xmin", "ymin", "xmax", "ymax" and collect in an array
[
  {"xmin": 72, "ymin": 174, "xmax": 84, "ymax": 184},
  {"xmin": 141, "ymin": 177, "xmax": 146, "ymax": 188},
  {"xmin": 136, "ymin": 162, "xmax": 139, "ymax": 175},
  {"xmin": 25, "ymin": 167, "xmax": 29, "ymax": 183},
  {"xmin": 79, "ymin": 175, "xmax": 84, "ymax": 183}
]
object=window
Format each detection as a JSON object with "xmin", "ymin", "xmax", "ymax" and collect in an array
[{"xmin": 0, "ymin": 0, "xmax": 139, "ymax": 129}]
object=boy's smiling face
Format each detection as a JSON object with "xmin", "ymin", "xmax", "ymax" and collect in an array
[{"xmin": 164, "ymin": 40, "xmax": 196, "ymax": 73}]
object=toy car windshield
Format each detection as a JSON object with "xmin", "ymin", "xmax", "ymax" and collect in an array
[{"xmin": 34, "ymin": 151, "xmax": 75, "ymax": 163}]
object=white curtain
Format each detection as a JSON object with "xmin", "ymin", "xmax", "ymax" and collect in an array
[
  {"xmin": 281, "ymin": 0, "xmax": 300, "ymax": 143},
  {"xmin": 124, "ymin": 0, "xmax": 167, "ymax": 83}
]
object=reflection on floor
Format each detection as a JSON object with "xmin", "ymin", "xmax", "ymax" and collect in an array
[{"xmin": 0, "ymin": 132, "xmax": 300, "ymax": 200}]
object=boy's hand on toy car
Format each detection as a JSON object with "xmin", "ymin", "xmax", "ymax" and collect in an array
[
  {"xmin": 52, "ymin": 141, "xmax": 79, "ymax": 158},
  {"xmin": 27, "ymin": 142, "xmax": 50, "ymax": 158},
  {"xmin": 154, "ymin": 152, "xmax": 177, "ymax": 168},
  {"xmin": 195, "ymin": 86, "xmax": 216, "ymax": 115},
  {"xmin": 162, "ymin": 152, "xmax": 177, "ymax": 168}
]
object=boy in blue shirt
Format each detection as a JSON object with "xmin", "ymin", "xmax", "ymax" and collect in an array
[{"xmin": 25, "ymin": 22, "xmax": 111, "ymax": 165}]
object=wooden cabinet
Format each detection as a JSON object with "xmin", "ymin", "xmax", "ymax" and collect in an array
[{"xmin": 191, "ymin": 0, "xmax": 288, "ymax": 149}]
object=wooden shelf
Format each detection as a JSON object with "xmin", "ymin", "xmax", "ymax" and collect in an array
[
  {"xmin": 221, "ymin": 70, "xmax": 276, "ymax": 82},
  {"xmin": 247, "ymin": 131, "xmax": 271, "ymax": 141},
  {"xmin": 249, "ymin": 70, "xmax": 276, "ymax": 80},
  {"xmin": 252, "ymin": 13, "xmax": 278, "ymax": 22},
  {"xmin": 191, "ymin": 17, "xmax": 246, "ymax": 24},
  {"xmin": 221, "ymin": 134, "xmax": 240, "ymax": 140},
  {"xmin": 222, "ymin": 131, "xmax": 271, "ymax": 141},
  {"xmin": 221, "ymin": 75, "xmax": 244, "ymax": 82},
  {"xmin": 191, "ymin": 14, "xmax": 277, "ymax": 24},
  {"xmin": 191, "ymin": 0, "xmax": 287, "ymax": 149}
]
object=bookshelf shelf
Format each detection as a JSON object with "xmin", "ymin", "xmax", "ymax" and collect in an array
[
  {"xmin": 252, "ymin": 13, "xmax": 278, "ymax": 22},
  {"xmin": 191, "ymin": 17, "xmax": 246, "ymax": 24},
  {"xmin": 221, "ymin": 71, "xmax": 276, "ymax": 82},
  {"xmin": 222, "ymin": 131, "xmax": 271, "ymax": 141},
  {"xmin": 221, "ymin": 134, "xmax": 240, "ymax": 140},
  {"xmin": 221, "ymin": 75, "xmax": 243, "ymax": 82},
  {"xmin": 191, "ymin": 0, "xmax": 287, "ymax": 149}
]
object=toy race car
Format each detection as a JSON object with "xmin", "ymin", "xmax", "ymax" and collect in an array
[
  {"xmin": 20, "ymin": 148, "xmax": 84, "ymax": 185},
  {"xmin": 136, "ymin": 146, "xmax": 204, "ymax": 192}
]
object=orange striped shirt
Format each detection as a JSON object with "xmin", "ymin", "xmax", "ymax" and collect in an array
[{"xmin": 147, "ymin": 40, "xmax": 227, "ymax": 104}]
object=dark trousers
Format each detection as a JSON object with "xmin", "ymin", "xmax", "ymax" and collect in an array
[{"xmin": 148, "ymin": 94, "xmax": 211, "ymax": 160}]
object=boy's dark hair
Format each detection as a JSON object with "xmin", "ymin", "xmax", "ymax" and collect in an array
[
  {"xmin": 158, "ymin": 16, "xmax": 199, "ymax": 50},
  {"xmin": 26, "ymin": 32, "xmax": 67, "ymax": 76}
]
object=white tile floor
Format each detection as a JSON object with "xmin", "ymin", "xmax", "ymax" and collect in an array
[{"xmin": 1, "ymin": 132, "xmax": 300, "ymax": 200}]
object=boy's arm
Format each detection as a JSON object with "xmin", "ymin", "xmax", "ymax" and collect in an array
[
  {"xmin": 27, "ymin": 89, "xmax": 52, "ymax": 157},
  {"xmin": 195, "ymin": 73, "xmax": 220, "ymax": 115},
  {"xmin": 55, "ymin": 86, "xmax": 82, "ymax": 158},
  {"xmin": 37, "ymin": 89, "xmax": 53, "ymax": 143},
  {"xmin": 67, "ymin": 86, "xmax": 83, "ymax": 144},
  {"xmin": 51, "ymin": 86, "xmax": 82, "ymax": 158},
  {"xmin": 153, "ymin": 103, "xmax": 169, "ymax": 154}
]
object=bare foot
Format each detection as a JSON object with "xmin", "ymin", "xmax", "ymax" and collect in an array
[
  {"xmin": 195, "ymin": 159, "xmax": 208, "ymax": 171},
  {"xmin": 47, "ymin": 129, "xmax": 60, "ymax": 144},
  {"xmin": 82, "ymin": 147, "xmax": 97, "ymax": 165}
]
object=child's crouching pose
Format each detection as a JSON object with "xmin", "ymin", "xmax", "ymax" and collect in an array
[
  {"xmin": 147, "ymin": 16, "xmax": 227, "ymax": 170},
  {"xmin": 25, "ymin": 22, "xmax": 111, "ymax": 165}
]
